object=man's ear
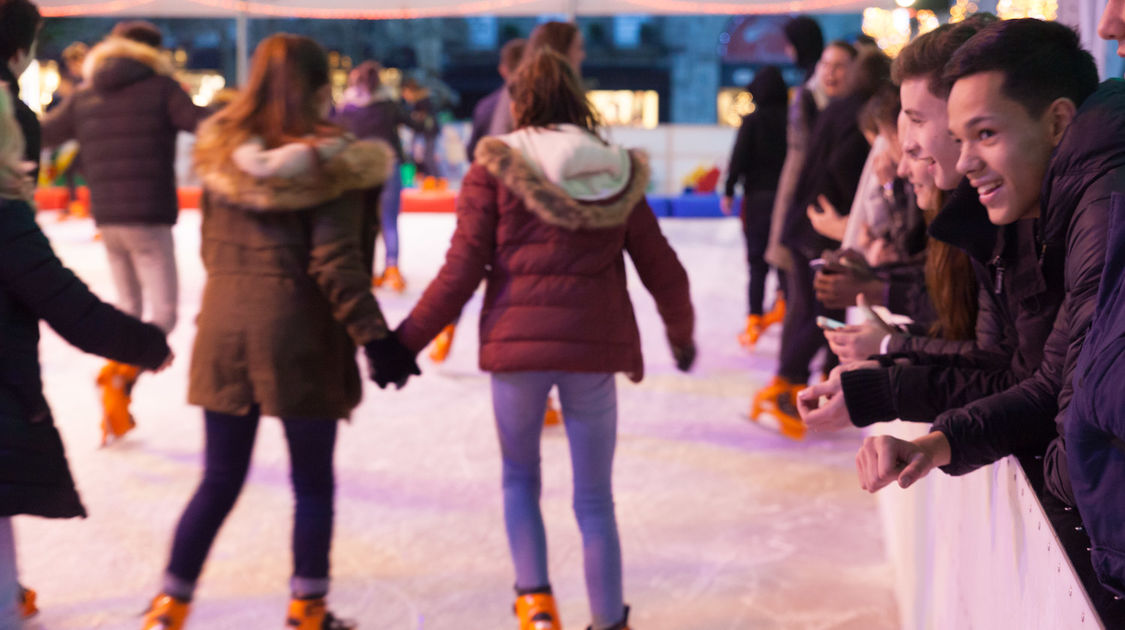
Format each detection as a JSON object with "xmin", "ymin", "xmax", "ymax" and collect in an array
[{"xmin": 1045, "ymin": 97, "xmax": 1079, "ymax": 147}]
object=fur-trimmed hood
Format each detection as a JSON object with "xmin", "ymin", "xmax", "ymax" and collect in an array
[
  {"xmin": 474, "ymin": 126, "xmax": 650, "ymax": 230},
  {"xmin": 195, "ymin": 122, "xmax": 393, "ymax": 212},
  {"xmin": 84, "ymin": 37, "xmax": 175, "ymax": 92}
]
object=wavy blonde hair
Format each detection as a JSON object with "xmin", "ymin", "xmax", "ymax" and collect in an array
[{"xmin": 0, "ymin": 86, "xmax": 33, "ymax": 202}]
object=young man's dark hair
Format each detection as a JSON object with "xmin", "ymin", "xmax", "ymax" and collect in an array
[
  {"xmin": 891, "ymin": 13, "xmax": 998, "ymax": 94},
  {"xmin": 0, "ymin": 0, "xmax": 40, "ymax": 62},
  {"xmin": 943, "ymin": 18, "xmax": 1099, "ymax": 118},
  {"xmin": 110, "ymin": 20, "xmax": 163, "ymax": 49},
  {"xmin": 825, "ymin": 39, "xmax": 858, "ymax": 60}
]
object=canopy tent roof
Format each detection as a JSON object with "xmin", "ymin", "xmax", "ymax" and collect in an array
[{"xmin": 39, "ymin": 0, "xmax": 890, "ymax": 19}]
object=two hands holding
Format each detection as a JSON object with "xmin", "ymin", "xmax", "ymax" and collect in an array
[
  {"xmin": 363, "ymin": 332, "xmax": 421, "ymax": 390},
  {"xmin": 360, "ymin": 333, "xmax": 696, "ymax": 390}
]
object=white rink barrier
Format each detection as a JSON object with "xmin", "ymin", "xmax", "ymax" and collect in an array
[
  {"xmin": 608, "ymin": 125, "xmax": 738, "ymax": 195},
  {"xmin": 870, "ymin": 421, "xmax": 1104, "ymax": 630}
]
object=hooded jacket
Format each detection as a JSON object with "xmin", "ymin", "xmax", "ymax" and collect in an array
[
  {"xmin": 724, "ymin": 67, "xmax": 788, "ymax": 198},
  {"xmin": 839, "ymin": 177, "xmax": 1064, "ymax": 426},
  {"xmin": 188, "ymin": 124, "xmax": 393, "ymax": 419},
  {"xmin": 397, "ymin": 125, "xmax": 694, "ymax": 380},
  {"xmin": 932, "ymin": 80, "xmax": 1125, "ymax": 506},
  {"xmin": 0, "ymin": 197, "xmax": 169, "ymax": 519},
  {"xmin": 1067, "ymin": 192, "xmax": 1125, "ymax": 598},
  {"xmin": 40, "ymin": 37, "xmax": 206, "ymax": 226}
]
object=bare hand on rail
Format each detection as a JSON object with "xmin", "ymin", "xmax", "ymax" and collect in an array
[{"xmin": 855, "ymin": 432, "xmax": 951, "ymax": 492}]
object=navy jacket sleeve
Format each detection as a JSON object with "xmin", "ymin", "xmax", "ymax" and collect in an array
[{"xmin": 0, "ymin": 201, "xmax": 169, "ymax": 369}]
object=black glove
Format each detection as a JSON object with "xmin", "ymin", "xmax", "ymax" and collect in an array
[
  {"xmin": 672, "ymin": 341, "xmax": 696, "ymax": 372},
  {"xmin": 363, "ymin": 333, "xmax": 421, "ymax": 389}
]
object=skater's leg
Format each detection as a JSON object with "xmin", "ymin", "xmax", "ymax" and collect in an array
[
  {"xmin": 491, "ymin": 372, "xmax": 555, "ymax": 592},
  {"xmin": 777, "ymin": 252, "xmax": 823, "ymax": 384},
  {"xmin": 0, "ymin": 518, "xmax": 21, "ymax": 628},
  {"xmin": 130, "ymin": 225, "xmax": 179, "ymax": 334},
  {"xmin": 164, "ymin": 407, "xmax": 261, "ymax": 597},
  {"xmin": 744, "ymin": 193, "xmax": 773, "ymax": 317},
  {"xmin": 379, "ymin": 161, "xmax": 403, "ymax": 268},
  {"xmin": 556, "ymin": 373, "xmax": 624, "ymax": 629},
  {"xmin": 280, "ymin": 417, "xmax": 338, "ymax": 598},
  {"xmin": 99, "ymin": 226, "xmax": 142, "ymax": 319}
]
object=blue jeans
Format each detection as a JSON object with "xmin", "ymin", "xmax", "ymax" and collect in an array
[
  {"xmin": 491, "ymin": 372, "xmax": 624, "ymax": 628},
  {"xmin": 380, "ymin": 161, "xmax": 403, "ymax": 267},
  {"xmin": 164, "ymin": 407, "xmax": 337, "ymax": 600}
]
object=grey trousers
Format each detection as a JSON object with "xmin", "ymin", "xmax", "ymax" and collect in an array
[
  {"xmin": 100, "ymin": 224, "xmax": 178, "ymax": 333},
  {"xmin": 0, "ymin": 518, "xmax": 20, "ymax": 629}
]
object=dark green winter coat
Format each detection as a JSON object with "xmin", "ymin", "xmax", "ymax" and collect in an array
[{"xmin": 0, "ymin": 198, "xmax": 169, "ymax": 518}]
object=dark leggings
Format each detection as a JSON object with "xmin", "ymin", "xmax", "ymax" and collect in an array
[
  {"xmin": 741, "ymin": 192, "xmax": 775, "ymax": 316},
  {"xmin": 166, "ymin": 407, "xmax": 338, "ymax": 587},
  {"xmin": 778, "ymin": 250, "xmax": 844, "ymax": 384}
]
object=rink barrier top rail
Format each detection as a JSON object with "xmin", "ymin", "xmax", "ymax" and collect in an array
[{"xmin": 33, "ymin": 187, "xmax": 739, "ymax": 219}]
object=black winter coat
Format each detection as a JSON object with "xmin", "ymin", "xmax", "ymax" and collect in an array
[
  {"xmin": 932, "ymin": 80, "xmax": 1125, "ymax": 507},
  {"xmin": 0, "ymin": 198, "xmax": 169, "ymax": 518},
  {"xmin": 1, "ymin": 64, "xmax": 40, "ymax": 181},
  {"xmin": 467, "ymin": 86, "xmax": 503, "ymax": 159},
  {"xmin": 780, "ymin": 93, "xmax": 871, "ymax": 260},
  {"xmin": 331, "ymin": 92, "xmax": 418, "ymax": 164},
  {"xmin": 1067, "ymin": 192, "xmax": 1125, "ymax": 598},
  {"xmin": 841, "ymin": 178, "xmax": 1063, "ymax": 425},
  {"xmin": 40, "ymin": 37, "xmax": 205, "ymax": 227},
  {"xmin": 723, "ymin": 103, "xmax": 788, "ymax": 198}
]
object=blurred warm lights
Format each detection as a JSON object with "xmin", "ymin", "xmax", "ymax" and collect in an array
[
  {"xmin": 588, "ymin": 90, "xmax": 659, "ymax": 129},
  {"xmin": 717, "ymin": 88, "xmax": 755, "ymax": 128},
  {"xmin": 949, "ymin": 0, "xmax": 979, "ymax": 23},
  {"xmin": 915, "ymin": 10, "xmax": 940, "ymax": 35},
  {"xmin": 997, "ymin": 0, "xmax": 1058, "ymax": 20},
  {"xmin": 862, "ymin": 7, "xmax": 913, "ymax": 57}
]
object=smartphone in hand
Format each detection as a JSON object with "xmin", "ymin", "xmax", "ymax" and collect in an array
[{"xmin": 817, "ymin": 316, "xmax": 847, "ymax": 330}]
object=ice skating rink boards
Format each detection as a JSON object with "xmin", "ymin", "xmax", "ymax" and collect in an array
[{"xmin": 21, "ymin": 212, "xmax": 897, "ymax": 629}]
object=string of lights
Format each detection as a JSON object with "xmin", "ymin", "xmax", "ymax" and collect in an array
[
  {"xmin": 185, "ymin": 0, "xmax": 539, "ymax": 19},
  {"xmin": 40, "ymin": 0, "xmax": 155, "ymax": 17}
]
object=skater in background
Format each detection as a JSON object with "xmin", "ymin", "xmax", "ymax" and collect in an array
[
  {"xmin": 401, "ymin": 77, "xmax": 440, "ymax": 180},
  {"xmin": 395, "ymin": 48, "xmax": 695, "ymax": 630},
  {"xmin": 0, "ymin": 86, "xmax": 173, "ymax": 627},
  {"xmin": 47, "ymin": 41, "xmax": 88, "ymax": 219},
  {"xmin": 0, "ymin": 0, "xmax": 42, "ymax": 181},
  {"xmin": 333, "ymin": 59, "xmax": 424, "ymax": 291},
  {"xmin": 431, "ymin": 37, "xmax": 528, "ymax": 364},
  {"xmin": 41, "ymin": 20, "xmax": 207, "ymax": 446},
  {"xmin": 720, "ymin": 65, "xmax": 788, "ymax": 348},
  {"xmin": 141, "ymin": 34, "xmax": 417, "ymax": 630},
  {"xmin": 748, "ymin": 40, "xmax": 863, "ymax": 440},
  {"xmin": 758, "ymin": 15, "xmax": 828, "ymax": 346}
]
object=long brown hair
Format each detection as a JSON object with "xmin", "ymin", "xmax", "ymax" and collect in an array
[
  {"xmin": 348, "ymin": 60, "xmax": 381, "ymax": 94},
  {"xmin": 527, "ymin": 21, "xmax": 578, "ymax": 58},
  {"xmin": 195, "ymin": 34, "xmax": 336, "ymax": 167},
  {"xmin": 510, "ymin": 48, "xmax": 600, "ymax": 134},
  {"xmin": 921, "ymin": 197, "xmax": 978, "ymax": 341}
]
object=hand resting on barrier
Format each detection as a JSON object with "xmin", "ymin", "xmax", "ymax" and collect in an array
[{"xmin": 855, "ymin": 431, "xmax": 952, "ymax": 492}]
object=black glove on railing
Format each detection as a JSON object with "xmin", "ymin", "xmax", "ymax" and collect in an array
[{"xmin": 364, "ymin": 333, "xmax": 421, "ymax": 390}]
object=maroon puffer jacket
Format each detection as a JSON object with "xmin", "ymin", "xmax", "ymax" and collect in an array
[{"xmin": 397, "ymin": 135, "xmax": 693, "ymax": 381}]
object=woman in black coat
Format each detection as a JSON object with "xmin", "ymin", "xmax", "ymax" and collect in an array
[
  {"xmin": 0, "ymin": 89, "xmax": 171, "ymax": 626},
  {"xmin": 722, "ymin": 65, "xmax": 789, "ymax": 347}
]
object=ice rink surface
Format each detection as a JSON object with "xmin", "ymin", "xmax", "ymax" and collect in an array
[{"xmin": 17, "ymin": 211, "xmax": 898, "ymax": 629}]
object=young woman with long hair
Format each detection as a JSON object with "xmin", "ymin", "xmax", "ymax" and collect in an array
[
  {"xmin": 141, "ymin": 34, "xmax": 418, "ymax": 630},
  {"xmin": 395, "ymin": 48, "xmax": 695, "ymax": 630}
]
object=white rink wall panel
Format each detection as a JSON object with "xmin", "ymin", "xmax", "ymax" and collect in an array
[{"xmin": 870, "ymin": 421, "xmax": 1102, "ymax": 630}]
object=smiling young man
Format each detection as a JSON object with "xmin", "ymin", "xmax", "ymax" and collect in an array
[
  {"xmin": 853, "ymin": 19, "xmax": 1123, "ymax": 508},
  {"xmin": 797, "ymin": 16, "xmax": 1065, "ymax": 435}
]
